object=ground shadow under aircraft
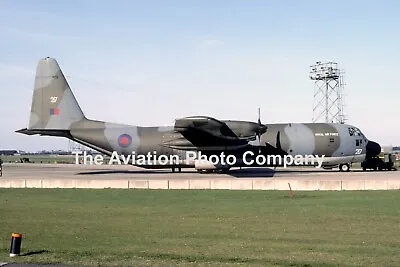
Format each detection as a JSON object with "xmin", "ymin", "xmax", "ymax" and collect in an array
[
  {"xmin": 225, "ymin": 167, "xmax": 341, "ymax": 178},
  {"xmin": 74, "ymin": 168, "xmax": 277, "ymax": 178},
  {"xmin": 75, "ymin": 169, "xmax": 196, "ymax": 175},
  {"xmin": 73, "ymin": 166, "xmax": 362, "ymax": 178},
  {"xmin": 228, "ymin": 167, "xmax": 369, "ymax": 177}
]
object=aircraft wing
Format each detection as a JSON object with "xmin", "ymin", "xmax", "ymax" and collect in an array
[{"xmin": 172, "ymin": 116, "xmax": 250, "ymax": 151}]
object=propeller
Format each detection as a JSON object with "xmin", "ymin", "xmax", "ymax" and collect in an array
[
  {"xmin": 255, "ymin": 107, "xmax": 267, "ymax": 153},
  {"xmin": 276, "ymin": 131, "xmax": 282, "ymax": 150}
]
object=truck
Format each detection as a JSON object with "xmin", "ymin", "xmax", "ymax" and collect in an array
[{"xmin": 361, "ymin": 153, "xmax": 397, "ymax": 171}]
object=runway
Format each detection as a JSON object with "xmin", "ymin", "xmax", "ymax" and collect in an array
[{"xmin": 1, "ymin": 162, "xmax": 399, "ymax": 180}]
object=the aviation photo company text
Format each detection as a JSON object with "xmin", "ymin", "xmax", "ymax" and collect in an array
[{"xmin": 72, "ymin": 151, "xmax": 326, "ymax": 168}]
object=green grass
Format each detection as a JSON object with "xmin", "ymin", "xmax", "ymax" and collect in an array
[{"xmin": 0, "ymin": 189, "xmax": 400, "ymax": 266}]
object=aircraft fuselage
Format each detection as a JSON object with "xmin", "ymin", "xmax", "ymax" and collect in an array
[{"xmin": 63, "ymin": 118, "xmax": 370, "ymax": 170}]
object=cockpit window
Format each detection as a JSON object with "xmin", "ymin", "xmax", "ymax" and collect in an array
[{"xmin": 348, "ymin": 127, "xmax": 362, "ymax": 136}]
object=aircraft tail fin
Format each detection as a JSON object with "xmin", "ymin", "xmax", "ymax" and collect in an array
[{"xmin": 27, "ymin": 57, "xmax": 85, "ymax": 130}]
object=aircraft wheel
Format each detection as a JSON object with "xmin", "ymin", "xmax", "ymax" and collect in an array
[{"xmin": 339, "ymin": 163, "xmax": 350, "ymax": 172}]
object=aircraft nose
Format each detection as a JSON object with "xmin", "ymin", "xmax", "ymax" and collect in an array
[{"xmin": 366, "ymin": 140, "xmax": 381, "ymax": 158}]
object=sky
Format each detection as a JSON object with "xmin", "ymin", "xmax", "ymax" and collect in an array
[{"xmin": 1, "ymin": 0, "xmax": 399, "ymax": 152}]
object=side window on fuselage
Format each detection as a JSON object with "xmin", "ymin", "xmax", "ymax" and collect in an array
[{"xmin": 355, "ymin": 139, "xmax": 363, "ymax": 146}]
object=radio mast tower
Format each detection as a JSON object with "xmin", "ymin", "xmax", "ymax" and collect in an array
[{"xmin": 310, "ymin": 61, "xmax": 346, "ymax": 123}]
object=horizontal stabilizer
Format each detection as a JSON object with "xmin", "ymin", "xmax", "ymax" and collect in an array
[{"xmin": 15, "ymin": 128, "xmax": 71, "ymax": 138}]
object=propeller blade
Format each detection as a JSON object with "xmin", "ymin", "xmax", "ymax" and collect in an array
[
  {"xmin": 260, "ymin": 108, "xmax": 264, "ymax": 153},
  {"xmin": 276, "ymin": 131, "xmax": 282, "ymax": 151},
  {"xmin": 256, "ymin": 107, "xmax": 266, "ymax": 154}
]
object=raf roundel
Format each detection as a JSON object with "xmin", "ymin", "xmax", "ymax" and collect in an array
[{"xmin": 117, "ymin": 134, "xmax": 132, "ymax": 148}]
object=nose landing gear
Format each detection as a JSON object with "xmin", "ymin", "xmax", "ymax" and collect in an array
[{"xmin": 339, "ymin": 163, "xmax": 350, "ymax": 172}]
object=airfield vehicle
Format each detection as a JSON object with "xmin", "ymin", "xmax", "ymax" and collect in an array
[{"xmin": 361, "ymin": 153, "xmax": 397, "ymax": 171}]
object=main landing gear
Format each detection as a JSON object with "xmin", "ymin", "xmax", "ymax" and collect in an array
[{"xmin": 339, "ymin": 163, "xmax": 350, "ymax": 172}]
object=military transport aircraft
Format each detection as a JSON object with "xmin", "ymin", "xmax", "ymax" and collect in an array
[{"xmin": 16, "ymin": 57, "xmax": 381, "ymax": 173}]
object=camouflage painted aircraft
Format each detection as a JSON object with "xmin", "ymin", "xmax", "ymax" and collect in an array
[{"xmin": 16, "ymin": 57, "xmax": 382, "ymax": 173}]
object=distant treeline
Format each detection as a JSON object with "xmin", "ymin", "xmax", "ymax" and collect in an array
[{"xmin": 0, "ymin": 150, "xmax": 99, "ymax": 156}]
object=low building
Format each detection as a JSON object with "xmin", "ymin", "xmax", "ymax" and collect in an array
[{"xmin": 0, "ymin": 150, "xmax": 18, "ymax": 156}]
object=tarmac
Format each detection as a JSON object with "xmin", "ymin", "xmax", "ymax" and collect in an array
[
  {"xmin": 1, "ymin": 162, "xmax": 399, "ymax": 180},
  {"xmin": 0, "ymin": 163, "xmax": 399, "ymax": 191}
]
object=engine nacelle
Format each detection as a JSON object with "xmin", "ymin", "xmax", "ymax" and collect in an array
[{"xmin": 194, "ymin": 160, "xmax": 230, "ymax": 170}]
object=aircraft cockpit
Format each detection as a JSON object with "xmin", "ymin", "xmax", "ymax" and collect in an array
[
  {"xmin": 348, "ymin": 127, "xmax": 362, "ymax": 137},
  {"xmin": 348, "ymin": 127, "xmax": 367, "ymax": 147}
]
